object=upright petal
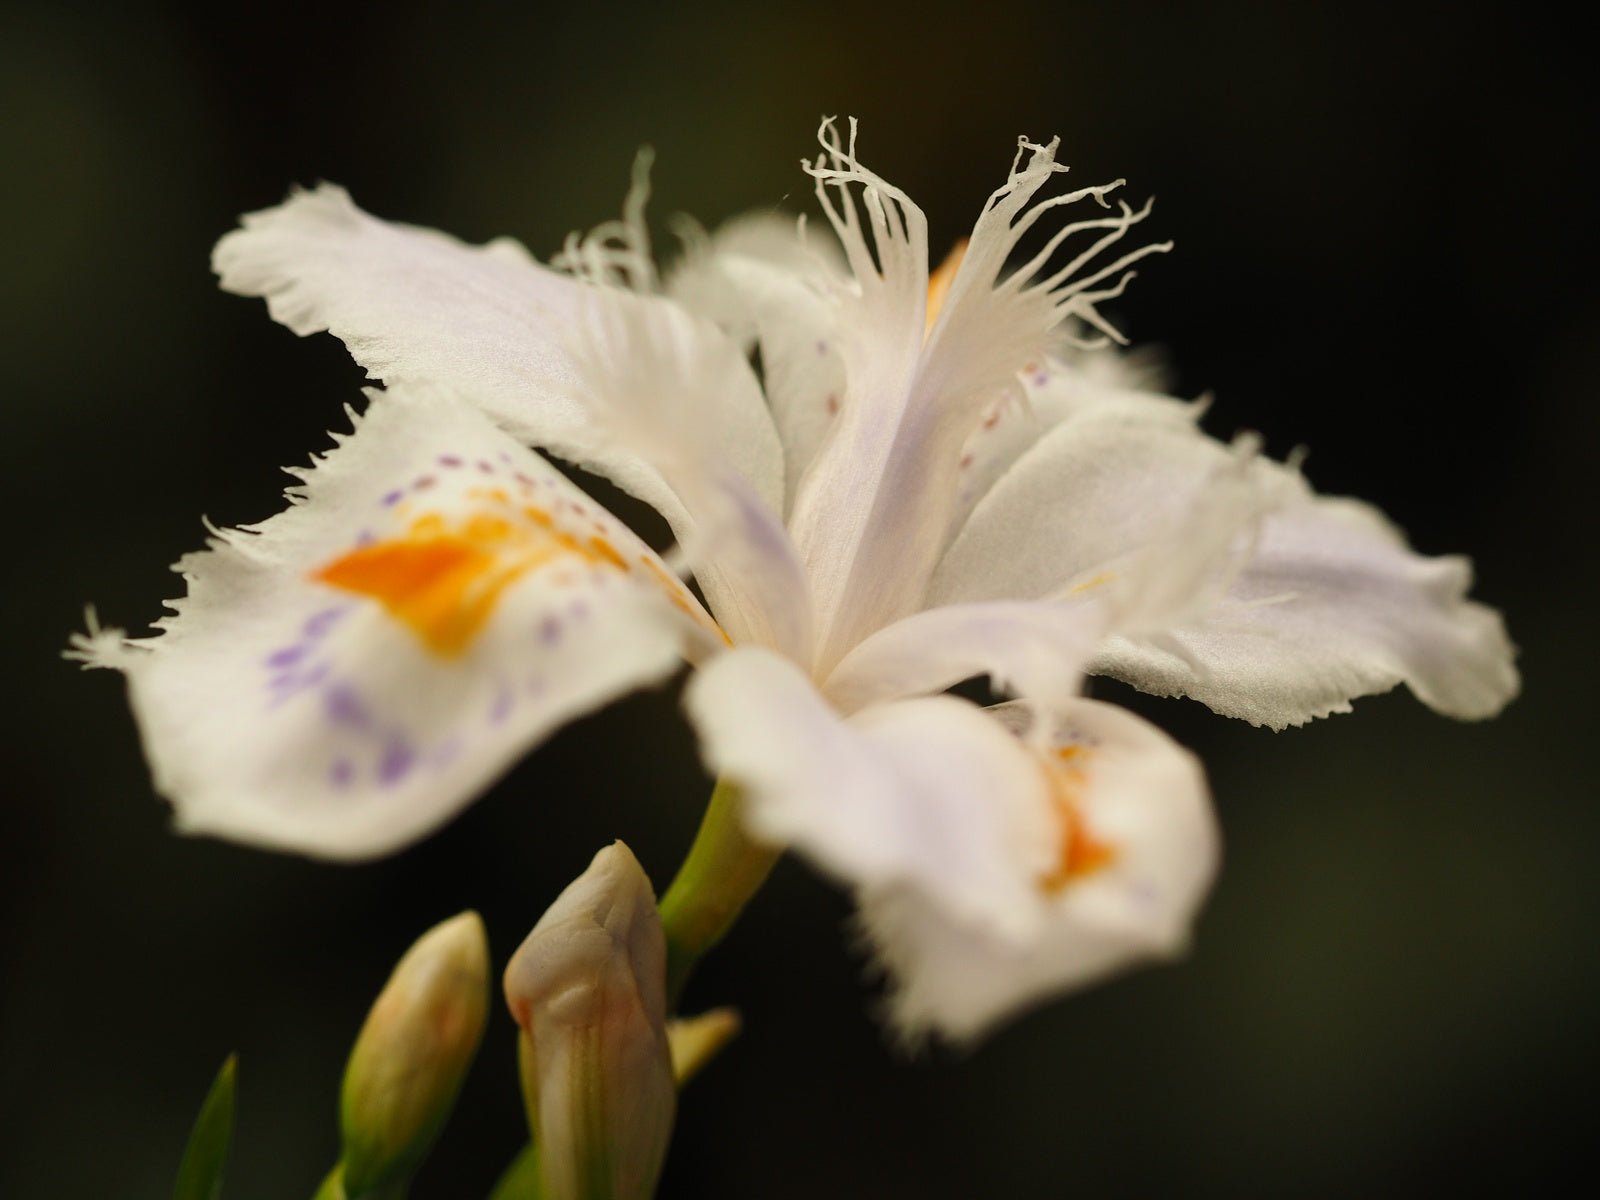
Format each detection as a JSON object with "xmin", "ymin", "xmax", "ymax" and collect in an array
[
  {"xmin": 861, "ymin": 699, "xmax": 1217, "ymax": 1043},
  {"xmin": 71, "ymin": 387, "xmax": 700, "ymax": 858},
  {"xmin": 785, "ymin": 124, "xmax": 1169, "ymax": 671},
  {"xmin": 666, "ymin": 213, "xmax": 849, "ymax": 515},
  {"xmin": 782, "ymin": 120, "xmax": 932, "ymax": 671},
  {"xmin": 212, "ymin": 183, "xmax": 785, "ymax": 538}
]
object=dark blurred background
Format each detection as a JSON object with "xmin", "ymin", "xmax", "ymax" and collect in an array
[{"xmin": 3, "ymin": 0, "xmax": 1595, "ymax": 1195}]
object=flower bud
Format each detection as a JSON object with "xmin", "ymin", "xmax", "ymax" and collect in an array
[
  {"xmin": 339, "ymin": 910, "xmax": 490, "ymax": 1197},
  {"xmin": 504, "ymin": 842, "xmax": 674, "ymax": 1200}
]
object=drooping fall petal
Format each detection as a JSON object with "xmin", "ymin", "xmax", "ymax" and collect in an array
[
  {"xmin": 72, "ymin": 387, "xmax": 698, "ymax": 858},
  {"xmin": 213, "ymin": 183, "xmax": 786, "ymax": 542},
  {"xmin": 861, "ymin": 698, "xmax": 1217, "ymax": 1042}
]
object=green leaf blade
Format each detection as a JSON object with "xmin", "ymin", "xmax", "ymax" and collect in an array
[{"xmin": 173, "ymin": 1054, "xmax": 237, "ymax": 1200}]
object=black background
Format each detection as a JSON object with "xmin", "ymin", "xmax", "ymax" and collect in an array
[{"xmin": 3, "ymin": 0, "xmax": 1596, "ymax": 1195}]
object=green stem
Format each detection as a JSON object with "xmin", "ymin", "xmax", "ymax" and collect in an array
[
  {"xmin": 313, "ymin": 1163, "xmax": 408, "ymax": 1200},
  {"xmin": 656, "ymin": 779, "xmax": 780, "ymax": 1006}
]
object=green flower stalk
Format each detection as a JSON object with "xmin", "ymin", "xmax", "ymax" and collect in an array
[
  {"xmin": 504, "ymin": 843, "xmax": 675, "ymax": 1200},
  {"xmin": 331, "ymin": 910, "xmax": 490, "ymax": 1200}
]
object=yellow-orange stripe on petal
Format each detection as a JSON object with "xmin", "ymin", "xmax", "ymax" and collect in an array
[
  {"xmin": 313, "ymin": 507, "xmax": 627, "ymax": 658},
  {"xmin": 1038, "ymin": 743, "xmax": 1118, "ymax": 894}
]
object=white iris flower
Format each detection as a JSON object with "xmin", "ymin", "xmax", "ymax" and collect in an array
[{"xmin": 74, "ymin": 120, "xmax": 1517, "ymax": 1040}]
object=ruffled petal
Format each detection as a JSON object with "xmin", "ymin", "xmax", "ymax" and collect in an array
[
  {"xmin": 931, "ymin": 405, "xmax": 1518, "ymax": 728},
  {"xmin": 1094, "ymin": 475, "xmax": 1521, "ymax": 727},
  {"xmin": 213, "ymin": 184, "xmax": 785, "ymax": 535},
  {"xmin": 860, "ymin": 698, "xmax": 1217, "ymax": 1043},
  {"xmin": 685, "ymin": 647, "xmax": 1054, "ymax": 940},
  {"xmin": 72, "ymin": 386, "xmax": 701, "ymax": 859}
]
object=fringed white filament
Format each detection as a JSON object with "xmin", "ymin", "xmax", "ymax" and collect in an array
[{"xmin": 553, "ymin": 148, "xmax": 660, "ymax": 293}]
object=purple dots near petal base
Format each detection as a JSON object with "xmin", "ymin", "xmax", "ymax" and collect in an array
[
  {"xmin": 324, "ymin": 683, "xmax": 372, "ymax": 730},
  {"xmin": 378, "ymin": 738, "xmax": 416, "ymax": 787},
  {"xmin": 489, "ymin": 686, "xmax": 514, "ymax": 725},
  {"xmin": 265, "ymin": 644, "xmax": 307, "ymax": 671},
  {"xmin": 304, "ymin": 614, "xmax": 348, "ymax": 643}
]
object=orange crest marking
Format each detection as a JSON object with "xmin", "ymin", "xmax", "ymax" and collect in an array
[
  {"xmin": 1039, "ymin": 743, "xmax": 1118, "ymax": 894},
  {"xmin": 313, "ymin": 506, "xmax": 627, "ymax": 657}
]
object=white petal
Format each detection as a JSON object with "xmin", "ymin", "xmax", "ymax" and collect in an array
[
  {"xmin": 785, "ymin": 125, "xmax": 1169, "ymax": 670},
  {"xmin": 932, "ymin": 409, "xmax": 1280, "ymax": 632},
  {"xmin": 783, "ymin": 120, "xmax": 935, "ymax": 669},
  {"xmin": 932, "ymin": 404, "xmax": 1518, "ymax": 728},
  {"xmin": 820, "ymin": 599, "xmax": 1100, "ymax": 716},
  {"xmin": 861, "ymin": 698, "xmax": 1217, "ymax": 1043},
  {"xmin": 950, "ymin": 356, "xmax": 1202, "ymax": 542},
  {"xmin": 1094, "ymin": 474, "xmax": 1521, "ymax": 727},
  {"xmin": 566, "ymin": 289, "xmax": 812, "ymax": 660},
  {"xmin": 666, "ymin": 213, "xmax": 849, "ymax": 515},
  {"xmin": 685, "ymin": 648, "xmax": 1054, "ymax": 940},
  {"xmin": 74, "ymin": 386, "xmax": 701, "ymax": 859},
  {"xmin": 212, "ymin": 184, "xmax": 785, "ymax": 536}
]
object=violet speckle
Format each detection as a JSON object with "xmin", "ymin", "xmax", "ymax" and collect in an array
[
  {"xmin": 378, "ymin": 738, "xmax": 416, "ymax": 786},
  {"xmin": 324, "ymin": 684, "xmax": 372, "ymax": 729},
  {"xmin": 266, "ymin": 644, "xmax": 306, "ymax": 670},
  {"xmin": 304, "ymin": 607, "xmax": 348, "ymax": 638},
  {"xmin": 489, "ymin": 686, "xmax": 514, "ymax": 725}
]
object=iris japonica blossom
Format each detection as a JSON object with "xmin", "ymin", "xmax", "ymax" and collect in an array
[{"xmin": 74, "ymin": 120, "xmax": 1517, "ymax": 1041}]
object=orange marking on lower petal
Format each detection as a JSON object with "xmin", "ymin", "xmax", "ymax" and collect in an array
[
  {"xmin": 1038, "ymin": 746, "xmax": 1118, "ymax": 894},
  {"xmin": 314, "ymin": 506, "xmax": 627, "ymax": 657},
  {"xmin": 315, "ymin": 537, "xmax": 531, "ymax": 657},
  {"xmin": 588, "ymin": 536, "xmax": 629, "ymax": 571}
]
